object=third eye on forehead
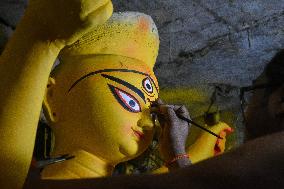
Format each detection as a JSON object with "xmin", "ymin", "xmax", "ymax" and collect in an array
[
  {"xmin": 68, "ymin": 68, "xmax": 150, "ymax": 93},
  {"xmin": 142, "ymin": 77, "xmax": 154, "ymax": 94}
]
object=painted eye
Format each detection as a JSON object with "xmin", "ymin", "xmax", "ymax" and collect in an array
[
  {"xmin": 108, "ymin": 84, "xmax": 141, "ymax": 113},
  {"xmin": 142, "ymin": 77, "xmax": 153, "ymax": 93}
]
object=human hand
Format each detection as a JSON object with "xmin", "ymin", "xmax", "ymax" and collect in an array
[
  {"xmin": 25, "ymin": 0, "xmax": 113, "ymax": 46},
  {"xmin": 151, "ymin": 99, "xmax": 191, "ymax": 168}
]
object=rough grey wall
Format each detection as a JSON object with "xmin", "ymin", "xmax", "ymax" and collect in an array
[
  {"xmin": 113, "ymin": 0, "xmax": 284, "ymax": 87},
  {"xmin": 0, "ymin": 0, "xmax": 284, "ymax": 143},
  {"xmin": 0, "ymin": 0, "xmax": 27, "ymax": 52}
]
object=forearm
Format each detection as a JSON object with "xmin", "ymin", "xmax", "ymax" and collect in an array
[{"xmin": 0, "ymin": 12, "xmax": 62, "ymax": 188}]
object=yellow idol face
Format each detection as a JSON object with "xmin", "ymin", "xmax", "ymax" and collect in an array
[{"xmin": 48, "ymin": 55, "xmax": 159, "ymax": 164}]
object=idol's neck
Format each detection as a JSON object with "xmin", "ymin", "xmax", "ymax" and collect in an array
[{"xmin": 41, "ymin": 149, "xmax": 114, "ymax": 179}]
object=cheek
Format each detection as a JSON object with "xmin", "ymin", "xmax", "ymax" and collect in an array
[{"xmin": 122, "ymin": 124, "xmax": 132, "ymax": 135}]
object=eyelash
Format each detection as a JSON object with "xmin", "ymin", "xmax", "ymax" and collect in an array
[{"xmin": 108, "ymin": 84, "xmax": 141, "ymax": 113}]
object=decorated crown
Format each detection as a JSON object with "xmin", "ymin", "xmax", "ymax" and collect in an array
[{"xmin": 60, "ymin": 12, "xmax": 160, "ymax": 69}]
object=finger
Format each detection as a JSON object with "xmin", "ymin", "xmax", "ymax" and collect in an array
[
  {"xmin": 150, "ymin": 107, "xmax": 165, "ymax": 124},
  {"xmin": 150, "ymin": 107, "xmax": 159, "ymax": 113},
  {"xmin": 153, "ymin": 106, "xmax": 173, "ymax": 128},
  {"xmin": 166, "ymin": 106, "xmax": 178, "ymax": 123},
  {"xmin": 151, "ymin": 105, "xmax": 177, "ymax": 128},
  {"xmin": 84, "ymin": 1, "xmax": 113, "ymax": 26},
  {"xmin": 80, "ymin": 0, "xmax": 111, "ymax": 19},
  {"xmin": 157, "ymin": 98, "xmax": 165, "ymax": 105},
  {"xmin": 151, "ymin": 104, "xmax": 174, "ymax": 113},
  {"xmin": 172, "ymin": 105, "xmax": 182, "ymax": 112},
  {"xmin": 175, "ymin": 105, "xmax": 190, "ymax": 119},
  {"xmin": 151, "ymin": 98, "xmax": 165, "ymax": 108}
]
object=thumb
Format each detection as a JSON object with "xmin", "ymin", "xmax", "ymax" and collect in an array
[
  {"xmin": 175, "ymin": 105, "xmax": 190, "ymax": 119},
  {"xmin": 166, "ymin": 107, "xmax": 178, "ymax": 124}
]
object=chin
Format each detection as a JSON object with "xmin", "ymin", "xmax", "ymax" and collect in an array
[{"xmin": 118, "ymin": 140, "xmax": 149, "ymax": 162}]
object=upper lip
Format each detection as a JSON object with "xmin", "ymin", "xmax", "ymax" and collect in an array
[{"xmin": 131, "ymin": 128, "xmax": 144, "ymax": 139}]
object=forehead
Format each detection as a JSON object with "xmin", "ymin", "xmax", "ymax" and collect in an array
[
  {"xmin": 67, "ymin": 68, "xmax": 158, "ymax": 92},
  {"xmin": 101, "ymin": 71, "xmax": 159, "ymax": 100},
  {"xmin": 104, "ymin": 70, "xmax": 153, "ymax": 83},
  {"xmin": 54, "ymin": 54, "xmax": 159, "ymax": 93}
]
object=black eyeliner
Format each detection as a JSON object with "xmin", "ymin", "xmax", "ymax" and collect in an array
[
  {"xmin": 101, "ymin": 74, "xmax": 146, "ymax": 103},
  {"xmin": 68, "ymin": 68, "xmax": 149, "ymax": 93}
]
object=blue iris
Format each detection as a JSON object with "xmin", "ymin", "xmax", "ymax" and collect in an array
[
  {"xmin": 129, "ymin": 100, "xmax": 136, "ymax": 107},
  {"xmin": 146, "ymin": 83, "xmax": 151, "ymax": 89}
]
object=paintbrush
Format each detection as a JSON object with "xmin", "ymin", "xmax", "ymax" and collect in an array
[
  {"xmin": 176, "ymin": 114, "xmax": 223, "ymax": 139},
  {"xmin": 35, "ymin": 154, "xmax": 75, "ymax": 168},
  {"xmin": 151, "ymin": 104, "xmax": 223, "ymax": 139}
]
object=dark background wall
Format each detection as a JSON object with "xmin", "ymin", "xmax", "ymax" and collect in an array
[{"xmin": 1, "ymin": 0, "xmax": 284, "ymax": 144}]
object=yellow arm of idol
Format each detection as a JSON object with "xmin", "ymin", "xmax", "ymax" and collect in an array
[
  {"xmin": 0, "ymin": 16, "xmax": 61, "ymax": 189},
  {"xmin": 0, "ymin": 0, "xmax": 113, "ymax": 188},
  {"xmin": 152, "ymin": 122, "xmax": 233, "ymax": 174},
  {"xmin": 187, "ymin": 122, "xmax": 233, "ymax": 164}
]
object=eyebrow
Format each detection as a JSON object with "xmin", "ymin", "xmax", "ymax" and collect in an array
[
  {"xmin": 101, "ymin": 74, "xmax": 146, "ymax": 103},
  {"xmin": 67, "ymin": 69, "xmax": 148, "ymax": 92}
]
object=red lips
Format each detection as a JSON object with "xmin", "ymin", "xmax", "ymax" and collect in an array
[{"xmin": 131, "ymin": 128, "xmax": 144, "ymax": 140}]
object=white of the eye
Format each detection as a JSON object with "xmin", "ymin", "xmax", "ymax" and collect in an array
[
  {"xmin": 144, "ymin": 79, "xmax": 153, "ymax": 93},
  {"xmin": 118, "ymin": 90, "xmax": 140, "ymax": 111}
]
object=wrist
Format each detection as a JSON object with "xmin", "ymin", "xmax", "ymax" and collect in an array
[
  {"xmin": 160, "ymin": 146, "xmax": 187, "ymax": 162},
  {"xmin": 165, "ymin": 154, "xmax": 190, "ymax": 166},
  {"xmin": 17, "ymin": 10, "xmax": 65, "ymax": 52},
  {"xmin": 165, "ymin": 153, "xmax": 191, "ymax": 171}
]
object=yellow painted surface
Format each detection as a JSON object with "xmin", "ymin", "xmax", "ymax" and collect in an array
[{"xmin": 0, "ymin": 0, "xmax": 162, "ymax": 186}]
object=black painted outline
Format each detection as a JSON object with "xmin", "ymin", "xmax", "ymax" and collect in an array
[
  {"xmin": 149, "ymin": 76, "xmax": 159, "ymax": 93},
  {"xmin": 101, "ymin": 74, "xmax": 146, "ymax": 103},
  {"xmin": 142, "ymin": 88, "xmax": 156, "ymax": 98},
  {"xmin": 68, "ymin": 69, "xmax": 149, "ymax": 93},
  {"xmin": 142, "ymin": 77, "xmax": 154, "ymax": 94},
  {"xmin": 108, "ymin": 84, "xmax": 141, "ymax": 113}
]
